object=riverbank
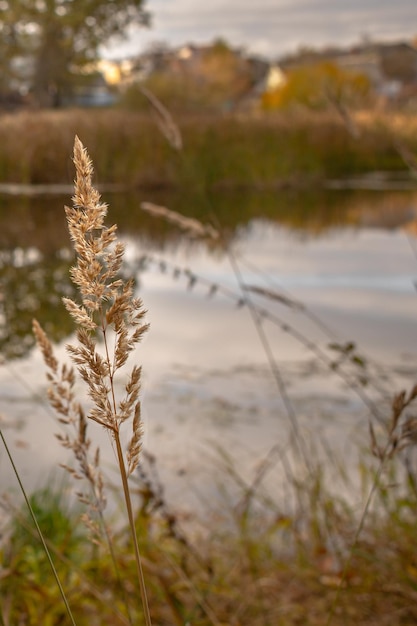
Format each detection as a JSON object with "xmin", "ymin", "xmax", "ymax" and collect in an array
[
  {"xmin": 2, "ymin": 468, "xmax": 417, "ymax": 626},
  {"xmin": 1, "ymin": 108, "xmax": 416, "ymax": 189}
]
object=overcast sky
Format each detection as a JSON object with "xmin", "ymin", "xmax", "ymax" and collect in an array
[{"xmin": 102, "ymin": 0, "xmax": 417, "ymax": 60}]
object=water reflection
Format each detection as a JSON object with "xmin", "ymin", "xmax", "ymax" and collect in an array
[
  {"xmin": 1, "ymin": 187, "xmax": 417, "ymax": 502},
  {"xmin": 0, "ymin": 187, "xmax": 415, "ymax": 360},
  {"xmin": 0, "ymin": 254, "xmax": 76, "ymax": 358},
  {"xmin": 0, "ymin": 185, "xmax": 415, "ymax": 249}
]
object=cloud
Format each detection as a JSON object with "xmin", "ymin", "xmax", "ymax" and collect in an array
[{"xmin": 103, "ymin": 0, "xmax": 417, "ymax": 59}]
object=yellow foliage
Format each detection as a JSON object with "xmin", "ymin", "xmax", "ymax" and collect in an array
[{"xmin": 263, "ymin": 61, "xmax": 371, "ymax": 111}]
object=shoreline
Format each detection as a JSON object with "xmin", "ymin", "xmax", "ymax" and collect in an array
[{"xmin": 1, "ymin": 171, "xmax": 417, "ymax": 196}]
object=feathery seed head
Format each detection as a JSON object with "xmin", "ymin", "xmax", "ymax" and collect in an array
[{"xmin": 64, "ymin": 136, "xmax": 148, "ymax": 444}]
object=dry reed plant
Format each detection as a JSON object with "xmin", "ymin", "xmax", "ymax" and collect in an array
[
  {"xmin": 324, "ymin": 381, "xmax": 417, "ymax": 626},
  {"xmin": 141, "ymin": 201, "xmax": 219, "ymax": 240},
  {"xmin": 34, "ymin": 136, "xmax": 151, "ymax": 626},
  {"xmin": 370, "ymin": 384, "xmax": 417, "ymax": 461},
  {"xmin": 138, "ymin": 86, "xmax": 183, "ymax": 151},
  {"xmin": 244, "ymin": 284, "xmax": 305, "ymax": 311},
  {"xmin": 32, "ymin": 320, "xmax": 107, "ymax": 539}
]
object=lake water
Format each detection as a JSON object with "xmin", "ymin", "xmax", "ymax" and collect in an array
[{"xmin": 1, "ymin": 186, "xmax": 417, "ymax": 515}]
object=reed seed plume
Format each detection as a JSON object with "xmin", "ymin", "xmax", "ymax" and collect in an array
[
  {"xmin": 369, "ymin": 383, "xmax": 417, "ymax": 460},
  {"xmin": 64, "ymin": 137, "xmax": 149, "ymax": 446},
  {"xmin": 32, "ymin": 318, "xmax": 106, "ymax": 519},
  {"xmin": 141, "ymin": 201, "xmax": 219, "ymax": 240},
  {"xmin": 35, "ymin": 136, "xmax": 152, "ymax": 625}
]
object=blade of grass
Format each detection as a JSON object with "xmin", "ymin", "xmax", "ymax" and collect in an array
[{"xmin": 0, "ymin": 429, "xmax": 77, "ymax": 626}]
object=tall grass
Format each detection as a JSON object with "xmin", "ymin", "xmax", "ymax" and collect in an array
[{"xmin": 0, "ymin": 108, "xmax": 415, "ymax": 187}]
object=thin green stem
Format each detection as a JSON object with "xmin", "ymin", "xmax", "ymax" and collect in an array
[
  {"xmin": 6, "ymin": 497, "xmax": 131, "ymax": 625},
  {"xmin": 0, "ymin": 429, "xmax": 77, "ymax": 626}
]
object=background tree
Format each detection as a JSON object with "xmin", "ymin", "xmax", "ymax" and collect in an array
[
  {"xmin": 263, "ymin": 62, "xmax": 371, "ymax": 135},
  {"xmin": 198, "ymin": 38, "xmax": 254, "ymax": 109},
  {"xmin": 0, "ymin": 2, "xmax": 29, "ymax": 103},
  {"xmin": 0, "ymin": 0, "xmax": 150, "ymax": 107},
  {"xmin": 264, "ymin": 62, "xmax": 370, "ymax": 110},
  {"xmin": 122, "ymin": 38, "xmax": 258, "ymax": 114}
]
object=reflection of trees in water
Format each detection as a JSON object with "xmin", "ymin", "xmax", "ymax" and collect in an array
[
  {"xmin": 0, "ymin": 197, "xmax": 76, "ymax": 358},
  {"xmin": 0, "ymin": 251, "xmax": 76, "ymax": 359},
  {"xmin": 0, "ymin": 187, "xmax": 416, "ymax": 250},
  {"xmin": 0, "ymin": 196, "xmax": 70, "ymax": 256},
  {"xmin": 0, "ymin": 187, "xmax": 415, "ymax": 359},
  {"xmin": 109, "ymin": 188, "xmax": 417, "ymax": 239}
]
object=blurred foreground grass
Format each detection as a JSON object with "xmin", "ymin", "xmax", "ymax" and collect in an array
[{"xmin": 2, "ymin": 459, "xmax": 417, "ymax": 625}]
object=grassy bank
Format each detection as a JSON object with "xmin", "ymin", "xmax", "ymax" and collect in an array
[
  {"xmin": 2, "ymin": 468, "xmax": 417, "ymax": 626},
  {"xmin": 0, "ymin": 108, "xmax": 416, "ymax": 188}
]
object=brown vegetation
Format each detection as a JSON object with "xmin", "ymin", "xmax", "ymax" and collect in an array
[{"xmin": 0, "ymin": 108, "xmax": 415, "ymax": 189}]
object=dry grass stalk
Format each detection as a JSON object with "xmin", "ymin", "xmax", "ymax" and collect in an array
[
  {"xmin": 370, "ymin": 383, "xmax": 417, "ymax": 460},
  {"xmin": 245, "ymin": 284, "xmax": 305, "ymax": 311},
  {"xmin": 141, "ymin": 201, "xmax": 219, "ymax": 240},
  {"xmin": 35, "ymin": 136, "xmax": 152, "ymax": 626},
  {"xmin": 326, "ymin": 381, "xmax": 417, "ymax": 626},
  {"xmin": 32, "ymin": 319, "xmax": 106, "ymax": 528},
  {"xmin": 33, "ymin": 316, "xmax": 135, "ymax": 622},
  {"xmin": 139, "ymin": 85, "xmax": 183, "ymax": 151}
]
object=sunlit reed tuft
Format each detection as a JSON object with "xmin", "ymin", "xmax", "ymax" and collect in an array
[{"xmin": 34, "ymin": 136, "xmax": 152, "ymax": 625}]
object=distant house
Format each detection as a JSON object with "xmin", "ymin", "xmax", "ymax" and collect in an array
[
  {"xmin": 264, "ymin": 65, "xmax": 287, "ymax": 91},
  {"xmin": 236, "ymin": 64, "xmax": 285, "ymax": 111},
  {"xmin": 334, "ymin": 51, "xmax": 383, "ymax": 85},
  {"xmin": 279, "ymin": 40, "xmax": 417, "ymax": 103},
  {"xmin": 332, "ymin": 43, "xmax": 417, "ymax": 99}
]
